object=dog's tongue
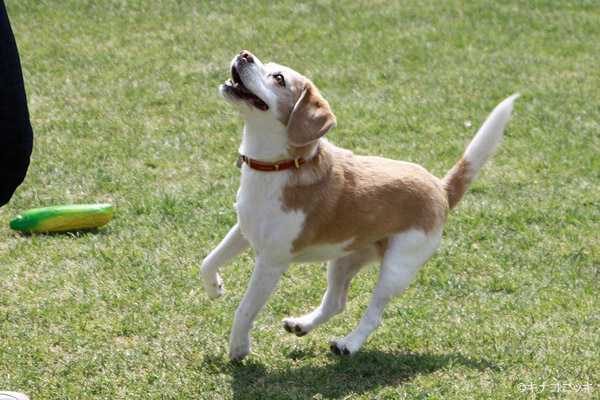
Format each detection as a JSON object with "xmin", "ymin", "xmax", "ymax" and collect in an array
[{"xmin": 248, "ymin": 97, "xmax": 269, "ymax": 111}]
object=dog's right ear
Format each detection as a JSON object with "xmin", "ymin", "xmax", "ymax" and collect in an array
[{"xmin": 286, "ymin": 80, "xmax": 336, "ymax": 147}]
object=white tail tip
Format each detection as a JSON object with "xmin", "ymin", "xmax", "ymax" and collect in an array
[{"xmin": 463, "ymin": 93, "xmax": 520, "ymax": 171}]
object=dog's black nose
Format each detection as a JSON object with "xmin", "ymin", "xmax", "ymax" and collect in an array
[{"xmin": 240, "ymin": 50, "xmax": 254, "ymax": 63}]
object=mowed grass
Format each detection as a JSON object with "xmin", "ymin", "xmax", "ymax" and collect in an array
[{"xmin": 0, "ymin": 0, "xmax": 598, "ymax": 398}]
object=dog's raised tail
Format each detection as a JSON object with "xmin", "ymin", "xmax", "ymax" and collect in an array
[{"xmin": 443, "ymin": 93, "xmax": 519, "ymax": 210}]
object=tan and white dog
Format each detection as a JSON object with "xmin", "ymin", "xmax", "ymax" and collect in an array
[{"xmin": 202, "ymin": 50, "xmax": 518, "ymax": 361}]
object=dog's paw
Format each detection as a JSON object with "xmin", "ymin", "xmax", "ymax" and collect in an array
[
  {"xmin": 228, "ymin": 347, "xmax": 250, "ymax": 363},
  {"xmin": 329, "ymin": 339, "xmax": 359, "ymax": 357},
  {"xmin": 204, "ymin": 274, "xmax": 225, "ymax": 300},
  {"xmin": 282, "ymin": 318, "xmax": 313, "ymax": 337},
  {"xmin": 228, "ymin": 334, "xmax": 251, "ymax": 362}
]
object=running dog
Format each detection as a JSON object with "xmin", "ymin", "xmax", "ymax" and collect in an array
[{"xmin": 202, "ymin": 50, "xmax": 518, "ymax": 361}]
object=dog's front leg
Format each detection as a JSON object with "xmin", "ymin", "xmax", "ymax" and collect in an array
[
  {"xmin": 228, "ymin": 258, "xmax": 289, "ymax": 362},
  {"xmin": 201, "ymin": 223, "xmax": 250, "ymax": 300}
]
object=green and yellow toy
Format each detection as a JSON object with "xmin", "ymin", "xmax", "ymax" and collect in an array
[{"xmin": 10, "ymin": 203, "xmax": 114, "ymax": 233}]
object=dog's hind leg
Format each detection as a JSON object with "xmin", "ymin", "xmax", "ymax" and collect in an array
[
  {"xmin": 330, "ymin": 228, "xmax": 442, "ymax": 357},
  {"xmin": 283, "ymin": 245, "xmax": 380, "ymax": 337}
]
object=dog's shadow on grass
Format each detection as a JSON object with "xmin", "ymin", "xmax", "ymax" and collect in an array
[{"xmin": 217, "ymin": 349, "xmax": 497, "ymax": 399}]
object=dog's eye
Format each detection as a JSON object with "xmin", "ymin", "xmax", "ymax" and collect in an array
[{"xmin": 273, "ymin": 74, "xmax": 285, "ymax": 87}]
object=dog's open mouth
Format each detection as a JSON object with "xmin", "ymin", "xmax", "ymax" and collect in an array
[{"xmin": 225, "ymin": 66, "xmax": 269, "ymax": 111}]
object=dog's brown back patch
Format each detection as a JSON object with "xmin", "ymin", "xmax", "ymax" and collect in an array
[{"xmin": 282, "ymin": 142, "xmax": 449, "ymax": 255}]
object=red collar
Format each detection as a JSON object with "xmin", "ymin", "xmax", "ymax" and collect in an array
[{"xmin": 236, "ymin": 154, "xmax": 305, "ymax": 172}]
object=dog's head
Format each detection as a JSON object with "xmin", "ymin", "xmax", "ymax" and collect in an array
[{"xmin": 220, "ymin": 50, "xmax": 336, "ymax": 147}]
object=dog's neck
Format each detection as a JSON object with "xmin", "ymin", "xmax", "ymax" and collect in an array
[
  {"xmin": 239, "ymin": 115, "xmax": 289, "ymax": 161},
  {"xmin": 239, "ymin": 114, "xmax": 319, "ymax": 162}
]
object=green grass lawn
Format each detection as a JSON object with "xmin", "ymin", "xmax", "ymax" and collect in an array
[{"xmin": 1, "ymin": 0, "xmax": 598, "ymax": 398}]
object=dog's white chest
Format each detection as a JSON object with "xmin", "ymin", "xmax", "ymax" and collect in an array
[{"xmin": 236, "ymin": 169, "xmax": 306, "ymax": 260}]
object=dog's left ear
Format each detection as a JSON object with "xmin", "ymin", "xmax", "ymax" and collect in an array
[{"xmin": 287, "ymin": 80, "xmax": 336, "ymax": 146}]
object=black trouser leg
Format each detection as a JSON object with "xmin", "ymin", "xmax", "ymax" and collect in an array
[{"xmin": 0, "ymin": 0, "xmax": 33, "ymax": 206}]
